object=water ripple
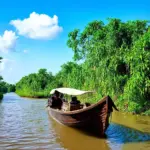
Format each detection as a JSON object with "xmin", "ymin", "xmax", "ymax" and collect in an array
[
  {"xmin": 0, "ymin": 93, "xmax": 150, "ymax": 150},
  {"xmin": 0, "ymin": 93, "xmax": 64, "ymax": 150}
]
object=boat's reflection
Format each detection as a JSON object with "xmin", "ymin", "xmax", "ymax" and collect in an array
[
  {"xmin": 49, "ymin": 116, "xmax": 150, "ymax": 150},
  {"xmin": 49, "ymin": 117, "xmax": 110, "ymax": 150}
]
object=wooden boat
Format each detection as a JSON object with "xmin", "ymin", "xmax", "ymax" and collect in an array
[{"xmin": 47, "ymin": 88, "xmax": 118, "ymax": 137}]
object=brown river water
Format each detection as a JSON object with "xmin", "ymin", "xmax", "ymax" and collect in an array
[{"xmin": 0, "ymin": 93, "xmax": 150, "ymax": 150}]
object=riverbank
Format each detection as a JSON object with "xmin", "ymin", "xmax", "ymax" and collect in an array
[
  {"xmin": 16, "ymin": 91, "xmax": 49, "ymax": 98},
  {"xmin": 20, "ymin": 95, "xmax": 48, "ymax": 99},
  {"xmin": 16, "ymin": 92, "xmax": 150, "ymax": 116}
]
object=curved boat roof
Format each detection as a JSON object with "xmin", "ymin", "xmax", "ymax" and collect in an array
[{"xmin": 50, "ymin": 87, "xmax": 94, "ymax": 96}]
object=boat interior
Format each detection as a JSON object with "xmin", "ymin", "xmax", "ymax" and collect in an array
[
  {"xmin": 61, "ymin": 101, "xmax": 91, "ymax": 111},
  {"xmin": 48, "ymin": 87, "xmax": 94, "ymax": 111}
]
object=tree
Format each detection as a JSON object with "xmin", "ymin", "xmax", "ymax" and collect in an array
[
  {"xmin": 67, "ymin": 18, "xmax": 149, "ymax": 113},
  {"xmin": 15, "ymin": 18, "xmax": 150, "ymax": 114}
]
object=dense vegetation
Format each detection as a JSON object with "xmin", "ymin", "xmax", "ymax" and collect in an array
[
  {"xmin": 0, "ymin": 57, "xmax": 16, "ymax": 100},
  {"xmin": 16, "ymin": 69, "xmax": 57, "ymax": 98},
  {"xmin": 16, "ymin": 18, "xmax": 150, "ymax": 115}
]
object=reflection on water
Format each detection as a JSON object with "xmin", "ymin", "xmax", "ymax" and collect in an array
[
  {"xmin": 0, "ymin": 93, "xmax": 63, "ymax": 150},
  {"xmin": 106, "ymin": 123, "xmax": 150, "ymax": 150},
  {"xmin": 50, "ymin": 116, "xmax": 150, "ymax": 150},
  {"xmin": 50, "ymin": 117, "xmax": 110, "ymax": 150},
  {"xmin": 0, "ymin": 93, "xmax": 150, "ymax": 150}
]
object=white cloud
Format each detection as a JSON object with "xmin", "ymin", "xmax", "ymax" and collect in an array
[
  {"xmin": 10, "ymin": 12, "xmax": 63, "ymax": 40},
  {"xmin": 0, "ymin": 58, "xmax": 14, "ymax": 73},
  {"xmin": 0, "ymin": 30, "xmax": 18, "ymax": 53}
]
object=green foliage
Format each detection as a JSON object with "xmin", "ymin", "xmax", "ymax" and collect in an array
[
  {"xmin": 0, "ymin": 80, "xmax": 16, "ymax": 94},
  {"xmin": 142, "ymin": 109, "xmax": 150, "ymax": 116},
  {"xmin": 66, "ymin": 18, "xmax": 150, "ymax": 114},
  {"xmin": 16, "ymin": 18, "xmax": 150, "ymax": 114},
  {"xmin": 7, "ymin": 84, "xmax": 16, "ymax": 92},
  {"xmin": 0, "ymin": 57, "xmax": 16, "ymax": 96},
  {"xmin": 15, "ymin": 69, "xmax": 58, "ymax": 98},
  {"xmin": 0, "ymin": 93, "xmax": 3, "ymax": 100}
]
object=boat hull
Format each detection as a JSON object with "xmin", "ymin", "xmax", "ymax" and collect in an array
[{"xmin": 47, "ymin": 96, "xmax": 116, "ymax": 136}]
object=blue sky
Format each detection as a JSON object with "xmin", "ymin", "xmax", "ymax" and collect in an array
[{"xmin": 0, "ymin": 0, "xmax": 149, "ymax": 84}]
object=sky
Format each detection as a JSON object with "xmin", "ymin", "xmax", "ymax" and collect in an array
[{"xmin": 0, "ymin": 0, "xmax": 149, "ymax": 84}]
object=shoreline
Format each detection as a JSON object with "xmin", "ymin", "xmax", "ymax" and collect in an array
[
  {"xmin": 15, "ymin": 92, "xmax": 49, "ymax": 99},
  {"xmin": 16, "ymin": 93, "xmax": 150, "ymax": 116},
  {"xmin": 20, "ymin": 95, "xmax": 48, "ymax": 99}
]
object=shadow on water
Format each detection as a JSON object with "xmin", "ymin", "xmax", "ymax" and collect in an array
[
  {"xmin": 106, "ymin": 123, "xmax": 150, "ymax": 144},
  {"xmin": 76, "ymin": 122, "xmax": 150, "ymax": 142}
]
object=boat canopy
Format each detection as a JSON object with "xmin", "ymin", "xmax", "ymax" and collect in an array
[{"xmin": 50, "ymin": 87, "xmax": 94, "ymax": 96}]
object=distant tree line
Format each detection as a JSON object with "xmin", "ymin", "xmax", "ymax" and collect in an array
[
  {"xmin": 15, "ymin": 18, "xmax": 150, "ymax": 115},
  {"xmin": 0, "ymin": 57, "xmax": 16, "ymax": 99},
  {"xmin": 16, "ymin": 68, "xmax": 58, "ymax": 98}
]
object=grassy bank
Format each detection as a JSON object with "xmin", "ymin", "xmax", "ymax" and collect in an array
[
  {"xmin": 16, "ymin": 90, "xmax": 150, "ymax": 116},
  {"xmin": 16, "ymin": 90, "xmax": 50, "ymax": 98}
]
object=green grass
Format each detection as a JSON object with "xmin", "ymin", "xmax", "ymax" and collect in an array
[{"xmin": 16, "ymin": 90, "xmax": 49, "ymax": 98}]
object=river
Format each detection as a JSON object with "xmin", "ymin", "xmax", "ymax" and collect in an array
[{"xmin": 0, "ymin": 93, "xmax": 150, "ymax": 150}]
